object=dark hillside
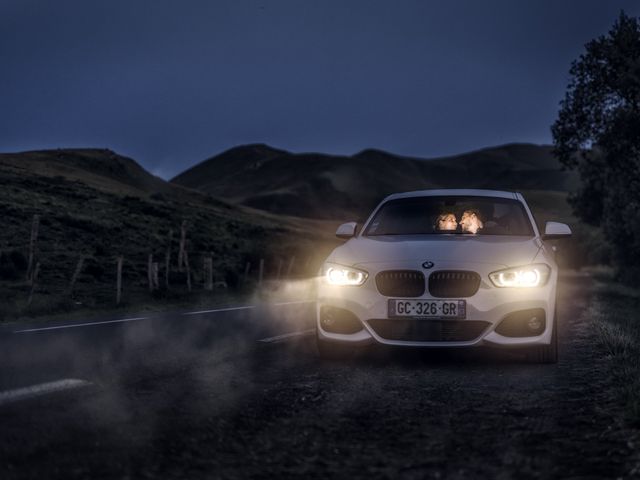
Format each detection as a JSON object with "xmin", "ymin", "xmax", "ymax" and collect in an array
[
  {"xmin": 1, "ymin": 149, "xmax": 171, "ymax": 196},
  {"xmin": 172, "ymin": 143, "xmax": 578, "ymax": 219},
  {"xmin": 0, "ymin": 149, "xmax": 334, "ymax": 320}
]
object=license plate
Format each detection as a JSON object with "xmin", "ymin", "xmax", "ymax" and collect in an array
[{"xmin": 388, "ymin": 299, "xmax": 466, "ymax": 318}]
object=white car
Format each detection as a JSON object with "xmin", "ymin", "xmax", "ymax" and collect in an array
[{"xmin": 316, "ymin": 189, "xmax": 572, "ymax": 363}]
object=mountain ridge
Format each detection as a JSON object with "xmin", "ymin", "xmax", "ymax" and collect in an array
[{"xmin": 170, "ymin": 142, "xmax": 575, "ymax": 219}]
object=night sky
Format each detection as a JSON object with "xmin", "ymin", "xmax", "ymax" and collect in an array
[{"xmin": 1, "ymin": 0, "xmax": 638, "ymax": 179}]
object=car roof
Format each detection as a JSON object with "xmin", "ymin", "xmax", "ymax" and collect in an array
[{"xmin": 383, "ymin": 189, "xmax": 518, "ymax": 201}]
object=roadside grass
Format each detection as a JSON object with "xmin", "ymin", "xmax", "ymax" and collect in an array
[{"xmin": 589, "ymin": 274, "xmax": 640, "ymax": 425}]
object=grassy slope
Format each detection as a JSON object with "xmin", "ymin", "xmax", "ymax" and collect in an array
[
  {"xmin": 0, "ymin": 149, "xmax": 338, "ymax": 321},
  {"xmin": 586, "ymin": 269, "xmax": 640, "ymax": 426}
]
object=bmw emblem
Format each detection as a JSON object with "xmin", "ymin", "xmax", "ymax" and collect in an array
[{"xmin": 422, "ymin": 261, "xmax": 434, "ymax": 269}]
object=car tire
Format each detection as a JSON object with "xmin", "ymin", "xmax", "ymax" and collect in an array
[
  {"xmin": 316, "ymin": 335, "xmax": 354, "ymax": 361},
  {"xmin": 525, "ymin": 309, "xmax": 558, "ymax": 364}
]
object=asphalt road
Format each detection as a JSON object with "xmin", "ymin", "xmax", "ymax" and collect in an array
[{"xmin": 0, "ymin": 275, "xmax": 638, "ymax": 479}]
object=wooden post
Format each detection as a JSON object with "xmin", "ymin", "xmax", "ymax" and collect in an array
[
  {"xmin": 27, "ymin": 262, "xmax": 40, "ymax": 306},
  {"xmin": 27, "ymin": 214, "xmax": 40, "ymax": 281},
  {"xmin": 165, "ymin": 229, "xmax": 173, "ymax": 290},
  {"xmin": 178, "ymin": 220, "xmax": 187, "ymax": 272},
  {"xmin": 243, "ymin": 261, "xmax": 251, "ymax": 287},
  {"xmin": 116, "ymin": 256, "xmax": 123, "ymax": 305},
  {"xmin": 258, "ymin": 258, "xmax": 264, "ymax": 287},
  {"xmin": 185, "ymin": 250, "xmax": 192, "ymax": 292},
  {"xmin": 147, "ymin": 254, "xmax": 154, "ymax": 292},
  {"xmin": 276, "ymin": 258, "xmax": 283, "ymax": 281},
  {"xmin": 286, "ymin": 256, "xmax": 296, "ymax": 278},
  {"xmin": 204, "ymin": 257, "xmax": 213, "ymax": 291},
  {"xmin": 303, "ymin": 256, "xmax": 311, "ymax": 276},
  {"xmin": 152, "ymin": 262, "xmax": 159, "ymax": 290},
  {"xmin": 68, "ymin": 256, "xmax": 85, "ymax": 296}
]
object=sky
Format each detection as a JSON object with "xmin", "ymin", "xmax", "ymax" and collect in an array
[{"xmin": 1, "ymin": 0, "xmax": 639, "ymax": 179}]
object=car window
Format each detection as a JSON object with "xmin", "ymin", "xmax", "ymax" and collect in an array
[{"xmin": 364, "ymin": 196, "xmax": 534, "ymax": 236}]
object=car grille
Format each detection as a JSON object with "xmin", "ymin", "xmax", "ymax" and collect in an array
[
  {"xmin": 375, "ymin": 270, "xmax": 425, "ymax": 297},
  {"xmin": 428, "ymin": 271, "xmax": 481, "ymax": 297},
  {"xmin": 368, "ymin": 319, "xmax": 490, "ymax": 342}
]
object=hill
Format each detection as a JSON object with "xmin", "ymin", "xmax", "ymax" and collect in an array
[
  {"xmin": 0, "ymin": 148, "xmax": 172, "ymax": 196},
  {"xmin": 171, "ymin": 143, "xmax": 579, "ymax": 220}
]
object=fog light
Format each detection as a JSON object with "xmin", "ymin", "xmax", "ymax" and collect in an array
[
  {"xmin": 319, "ymin": 306, "xmax": 363, "ymax": 334},
  {"xmin": 321, "ymin": 312, "xmax": 336, "ymax": 328},
  {"xmin": 495, "ymin": 308, "xmax": 546, "ymax": 337},
  {"xmin": 527, "ymin": 316, "xmax": 543, "ymax": 333}
]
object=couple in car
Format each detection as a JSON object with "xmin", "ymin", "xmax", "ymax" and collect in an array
[{"xmin": 436, "ymin": 211, "xmax": 483, "ymax": 234}]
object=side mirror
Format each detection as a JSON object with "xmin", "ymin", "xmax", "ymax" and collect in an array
[
  {"xmin": 336, "ymin": 222, "xmax": 358, "ymax": 239},
  {"xmin": 541, "ymin": 221, "xmax": 572, "ymax": 240}
]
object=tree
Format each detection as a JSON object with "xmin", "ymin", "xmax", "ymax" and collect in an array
[{"xmin": 552, "ymin": 11, "xmax": 640, "ymax": 281}]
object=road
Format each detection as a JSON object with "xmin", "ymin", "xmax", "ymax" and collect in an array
[{"xmin": 0, "ymin": 274, "xmax": 637, "ymax": 479}]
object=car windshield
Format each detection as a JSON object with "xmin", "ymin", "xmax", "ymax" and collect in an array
[{"xmin": 364, "ymin": 196, "xmax": 534, "ymax": 236}]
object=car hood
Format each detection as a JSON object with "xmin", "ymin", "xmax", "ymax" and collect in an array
[{"xmin": 329, "ymin": 235, "xmax": 543, "ymax": 269}]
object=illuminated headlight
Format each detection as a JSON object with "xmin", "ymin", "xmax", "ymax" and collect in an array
[
  {"xmin": 324, "ymin": 263, "xmax": 368, "ymax": 286},
  {"xmin": 489, "ymin": 264, "xmax": 551, "ymax": 288}
]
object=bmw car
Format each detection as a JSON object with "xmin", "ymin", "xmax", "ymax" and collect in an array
[{"xmin": 316, "ymin": 189, "xmax": 572, "ymax": 363}]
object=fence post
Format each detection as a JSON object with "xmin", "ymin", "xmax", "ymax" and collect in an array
[
  {"xmin": 178, "ymin": 220, "xmax": 187, "ymax": 272},
  {"xmin": 204, "ymin": 257, "xmax": 213, "ymax": 291},
  {"xmin": 116, "ymin": 256, "xmax": 123, "ymax": 305},
  {"xmin": 303, "ymin": 256, "xmax": 311, "ymax": 276},
  {"xmin": 258, "ymin": 258, "xmax": 264, "ymax": 287},
  {"xmin": 68, "ymin": 256, "xmax": 85, "ymax": 297},
  {"xmin": 152, "ymin": 262, "xmax": 159, "ymax": 291},
  {"xmin": 286, "ymin": 256, "xmax": 296, "ymax": 278},
  {"xmin": 148, "ymin": 254, "xmax": 154, "ymax": 292},
  {"xmin": 243, "ymin": 261, "xmax": 251, "ymax": 287},
  {"xmin": 276, "ymin": 258, "xmax": 283, "ymax": 282},
  {"xmin": 185, "ymin": 250, "xmax": 192, "ymax": 292},
  {"xmin": 26, "ymin": 214, "xmax": 40, "ymax": 281},
  {"xmin": 27, "ymin": 262, "xmax": 40, "ymax": 306},
  {"xmin": 165, "ymin": 229, "xmax": 173, "ymax": 290}
]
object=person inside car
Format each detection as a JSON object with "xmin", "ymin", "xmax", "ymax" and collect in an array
[
  {"xmin": 436, "ymin": 212, "xmax": 458, "ymax": 231},
  {"xmin": 460, "ymin": 210, "xmax": 484, "ymax": 234}
]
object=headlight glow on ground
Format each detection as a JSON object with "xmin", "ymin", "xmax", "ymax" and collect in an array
[
  {"xmin": 325, "ymin": 264, "xmax": 368, "ymax": 286},
  {"xmin": 489, "ymin": 264, "xmax": 550, "ymax": 288}
]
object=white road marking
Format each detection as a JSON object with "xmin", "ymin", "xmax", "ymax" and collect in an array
[
  {"xmin": 0, "ymin": 379, "xmax": 92, "ymax": 406},
  {"xmin": 13, "ymin": 317, "xmax": 149, "ymax": 334},
  {"xmin": 182, "ymin": 301, "xmax": 314, "ymax": 315},
  {"xmin": 181, "ymin": 305, "xmax": 256, "ymax": 316},
  {"xmin": 273, "ymin": 300, "xmax": 315, "ymax": 306},
  {"xmin": 11, "ymin": 300, "xmax": 316, "ymax": 334},
  {"xmin": 258, "ymin": 329, "xmax": 315, "ymax": 343}
]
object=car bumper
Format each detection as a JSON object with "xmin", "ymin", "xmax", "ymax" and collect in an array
[{"xmin": 316, "ymin": 276, "xmax": 557, "ymax": 348}]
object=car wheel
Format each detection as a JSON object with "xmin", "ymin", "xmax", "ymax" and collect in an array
[
  {"xmin": 316, "ymin": 335, "xmax": 354, "ymax": 361},
  {"xmin": 525, "ymin": 309, "xmax": 558, "ymax": 364}
]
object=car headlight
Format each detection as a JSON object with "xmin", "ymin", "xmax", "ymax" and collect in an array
[
  {"xmin": 489, "ymin": 264, "xmax": 551, "ymax": 288},
  {"xmin": 323, "ymin": 263, "xmax": 368, "ymax": 286}
]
